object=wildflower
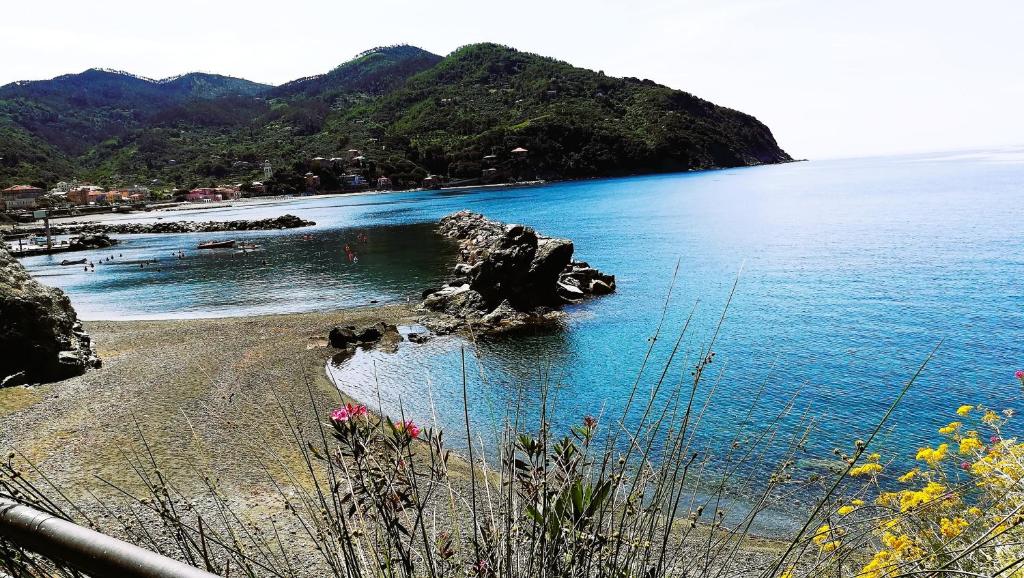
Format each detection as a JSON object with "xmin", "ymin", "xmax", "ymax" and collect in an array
[
  {"xmin": 961, "ymin": 461, "xmax": 971, "ymax": 470},
  {"xmin": 332, "ymin": 403, "xmax": 368, "ymax": 423},
  {"xmin": 981, "ymin": 410, "xmax": 1000, "ymax": 425},
  {"xmin": 812, "ymin": 524, "xmax": 832, "ymax": 545},
  {"xmin": 917, "ymin": 442, "xmax": 946, "ymax": 465},
  {"xmin": 968, "ymin": 506, "xmax": 982, "ymax": 517},
  {"xmin": 939, "ymin": 517, "xmax": 969, "ymax": 539},
  {"xmin": 395, "ymin": 420, "xmax": 421, "ymax": 439},
  {"xmin": 881, "ymin": 532, "xmax": 915, "ymax": 554},
  {"xmin": 819, "ymin": 540, "xmax": 841, "ymax": 552},
  {"xmin": 990, "ymin": 435, "xmax": 1002, "ymax": 444},
  {"xmin": 938, "ymin": 421, "xmax": 962, "ymax": 435},
  {"xmin": 780, "ymin": 567, "xmax": 795, "ymax": 578},
  {"xmin": 957, "ymin": 405, "xmax": 974, "ymax": 416},
  {"xmin": 583, "ymin": 415, "xmax": 598, "ymax": 429},
  {"xmin": 852, "ymin": 499, "xmax": 865, "ymax": 506},
  {"xmin": 959, "ymin": 437, "xmax": 983, "ymax": 454},
  {"xmin": 898, "ymin": 469, "xmax": 919, "ymax": 483},
  {"xmin": 1016, "ymin": 369, "xmax": 1024, "ymax": 380},
  {"xmin": 850, "ymin": 463, "xmax": 883, "ymax": 477},
  {"xmin": 838, "ymin": 505, "xmax": 856, "ymax": 516},
  {"xmin": 916, "ymin": 443, "xmax": 948, "ymax": 466}
]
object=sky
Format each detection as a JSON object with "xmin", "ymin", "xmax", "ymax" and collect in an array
[{"xmin": 2, "ymin": 0, "xmax": 1022, "ymax": 159}]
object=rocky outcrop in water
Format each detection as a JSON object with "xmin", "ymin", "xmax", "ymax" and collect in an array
[
  {"xmin": 420, "ymin": 210, "xmax": 615, "ymax": 333},
  {"xmin": 68, "ymin": 233, "xmax": 117, "ymax": 250},
  {"xmin": 0, "ymin": 245, "xmax": 100, "ymax": 386},
  {"xmin": 15, "ymin": 214, "xmax": 314, "ymax": 237}
]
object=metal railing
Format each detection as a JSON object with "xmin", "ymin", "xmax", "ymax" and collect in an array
[{"xmin": 0, "ymin": 497, "xmax": 220, "ymax": 578}]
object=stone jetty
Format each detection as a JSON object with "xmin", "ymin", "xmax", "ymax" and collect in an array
[{"xmin": 15, "ymin": 214, "xmax": 314, "ymax": 237}]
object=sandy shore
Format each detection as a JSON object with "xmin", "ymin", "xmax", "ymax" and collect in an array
[
  {"xmin": 0, "ymin": 306, "xmax": 418, "ymax": 497},
  {"xmin": 0, "ymin": 307, "xmax": 785, "ymax": 572}
]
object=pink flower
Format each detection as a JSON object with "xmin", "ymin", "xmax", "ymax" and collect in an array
[
  {"xmin": 961, "ymin": 461, "xmax": 971, "ymax": 471},
  {"xmin": 1016, "ymin": 370, "xmax": 1024, "ymax": 380},
  {"xmin": 331, "ymin": 403, "xmax": 368, "ymax": 424},
  {"xmin": 396, "ymin": 420, "xmax": 421, "ymax": 439},
  {"xmin": 991, "ymin": 435, "xmax": 1002, "ymax": 444}
]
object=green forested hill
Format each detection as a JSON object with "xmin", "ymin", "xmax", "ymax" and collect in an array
[{"xmin": 0, "ymin": 44, "xmax": 790, "ymax": 192}]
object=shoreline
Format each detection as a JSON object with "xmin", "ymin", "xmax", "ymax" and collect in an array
[
  {"xmin": 13, "ymin": 161, "xmax": 796, "ymax": 229},
  {"xmin": 0, "ymin": 307, "xmax": 792, "ymax": 551}
]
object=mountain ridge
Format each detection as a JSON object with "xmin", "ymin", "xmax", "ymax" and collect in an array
[{"xmin": 0, "ymin": 43, "xmax": 790, "ymax": 191}]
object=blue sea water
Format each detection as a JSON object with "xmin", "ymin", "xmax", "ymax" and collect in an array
[{"xmin": 18, "ymin": 147, "xmax": 1024, "ymax": 514}]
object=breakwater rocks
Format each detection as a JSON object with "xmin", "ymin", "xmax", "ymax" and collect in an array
[
  {"xmin": 68, "ymin": 233, "xmax": 117, "ymax": 250},
  {"xmin": 20, "ymin": 214, "xmax": 314, "ymax": 236},
  {"xmin": 0, "ymin": 245, "xmax": 100, "ymax": 386},
  {"xmin": 420, "ymin": 210, "xmax": 616, "ymax": 334}
]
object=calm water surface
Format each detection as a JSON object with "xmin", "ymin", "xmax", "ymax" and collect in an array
[{"xmin": 21, "ymin": 148, "xmax": 1024, "ymax": 523}]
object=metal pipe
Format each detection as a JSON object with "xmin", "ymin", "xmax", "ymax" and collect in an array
[{"xmin": 0, "ymin": 497, "xmax": 220, "ymax": 578}]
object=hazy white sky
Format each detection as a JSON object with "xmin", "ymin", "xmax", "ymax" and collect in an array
[{"xmin": 3, "ymin": 0, "xmax": 1022, "ymax": 159}]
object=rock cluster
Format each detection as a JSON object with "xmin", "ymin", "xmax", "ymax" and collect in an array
[
  {"xmin": 420, "ymin": 210, "xmax": 615, "ymax": 333},
  {"xmin": 329, "ymin": 322, "xmax": 400, "ymax": 351},
  {"xmin": 19, "ymin": 214, "xmax": 314, "ymax": 236},
  {"xmin": 68, "ymin": 233, "xmax": 117, "ymax": 250},
  {"xmin": 0, "ymin": 245, "xmax": 100, "ymax": 386}
]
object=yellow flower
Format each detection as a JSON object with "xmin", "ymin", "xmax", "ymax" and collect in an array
[
  {"xmin": 938, "ymin": 421, "xmax": 962, "ymax": 435},
  {"xmin": 968, "ymin": 506, "xmax": 982, "ymax": 517},
  {"xmin": 939, "ymin": 517, "xmax": 969, "ymax": 539},
  {"xmin": 851, "ymin": 463, "xmax": 883, "ymax": 477},
  {"xmin": 957, "ymin": 405, "xmax": 974, "ymax": 416},
  {"xmin": 959, "ymin": 437, "xmax": 983, "ymax": 454},
  {"xmin": 780, "ymin": 568, "xmax": 795, "ymax": 578},
  {"xmin": 916, "ymin": 443, "xmax": 948, "ymax": 466},
  {"xmin": 819, "ymin": 540, "xmax": 841, "ymax": 552},
  {"xmin": 812, "ymin": 524, "xmax": 832, "ymax": 545},
  {"xmin": 859, "ymin": 549, "xmax": 893, "ymax": 578},
  {"xmin": 852, "ymin": 499, "xmax": 865, "ymax": 506},
  {"xmin": 838, "ymin": 505, "xmax": 856, "ymax": 516},
  {"xmin": 898, "ymin": 469, "xmax": 919, "ymax": 483},
  {"xmin": 982, "ymin": 410, "xmax": 1000, "ymax": 425},
  {"xmin": 881, "ymin": 532, "xmax": 914, "ymax": 553}
]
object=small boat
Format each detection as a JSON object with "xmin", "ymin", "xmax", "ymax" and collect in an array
[
  {"xmin": 60, "ymin": 258, "xmax": 88, "ymax": 266},
  {"xmin": 197, "ymin": 239, "xmax": 236, "ymax": 249},
  {"xmin": 237, "ymin": 243, "xmax": 260, "ymax": 250}
]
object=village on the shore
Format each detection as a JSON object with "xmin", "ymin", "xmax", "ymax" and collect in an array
[{"xmin": 1, "ymin": 146, "xmax": 534, "ymax": 223}]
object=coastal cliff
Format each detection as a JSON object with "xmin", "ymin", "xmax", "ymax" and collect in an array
[{"xmin": 0, "ymin": 245, "xmax": 99, "ymax": 385}]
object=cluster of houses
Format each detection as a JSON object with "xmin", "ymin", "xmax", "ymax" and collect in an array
[
  {"xmin": 1, "ymin": 146, "xmax": 531, "ymax": 213},
  {"xmin": 0, "ymin": 183, "xmax": 154, "ymax": 212},
  {"xmin": 180, "ymin": 187, "xmax": 242, "ymax": 203}
]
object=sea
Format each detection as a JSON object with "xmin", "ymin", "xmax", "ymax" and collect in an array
[{"xmin": 18, "ymin": 147, "xmax": 1024, "ymax": 528}]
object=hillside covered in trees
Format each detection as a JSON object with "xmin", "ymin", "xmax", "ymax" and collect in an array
[{"xmin": 0, "ymin": 44, "xmax": 791, "ymax": 191}]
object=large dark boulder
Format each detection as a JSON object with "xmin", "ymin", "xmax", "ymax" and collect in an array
[
  {"xmin": 0, "ymin": 245, "xmax": 99, "ymax": 385},
  {"xmin": 328, "ymin": 322, "xmax": 398, "ymax": 350}
]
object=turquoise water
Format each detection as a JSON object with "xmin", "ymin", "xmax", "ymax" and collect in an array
[{"xmin": 20, "ymin": 148, "xmax": 1024, "ymax": 506}]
